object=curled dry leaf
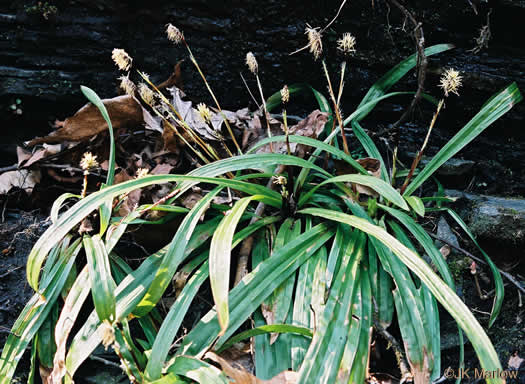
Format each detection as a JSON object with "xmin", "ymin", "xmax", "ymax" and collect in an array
[
  {"xmin": 205, "ymin": 352, "xmax": 298, "ymax": 384},
  {"xmin": 168, "ymin": 87, "xmax": 251, "ymax": 143},
  {"xmin": 25, "ymin": 95, "xmax": 143, "ymax": 147},
  {"xmin": 114, "ymin": 169, "xmax": 142, "ymax": 217}
]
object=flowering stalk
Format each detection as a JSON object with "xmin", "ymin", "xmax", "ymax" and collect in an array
[
  {"xmin": 80, "ymin": 152, "xmax": 99, "ymax": 198},
  {"xmin": 322, "ymin": 60, "xmax": 350, "ymax": 155},
  {"xmin": 400, "ymin": 68, "xmax": 463, "ymax": 194},
  {"xmin": 166, "ymin": 24, "xmax": 241, "ymax": 155},
  {"xmin": 246, "ymin": 52, "xmax": 274, "ymax": 153},
  {"xmin": 280, "ymin": 85, "xmax": 291, "ymax": 156}
]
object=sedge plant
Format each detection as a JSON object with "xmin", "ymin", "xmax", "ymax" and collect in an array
[{"xmin": 0, "ymin": 26, "xmax": 522, "ymax": 384}]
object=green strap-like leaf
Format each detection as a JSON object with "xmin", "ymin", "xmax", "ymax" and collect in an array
[
  {"xmin": 177, "ymin": 223, "xmax": 335, "ymax": 358},
  {"xmin": 27, "ymin": 173, "xmax": 281, "ymax": 291},
  {"xmin": 299, "ymin": 207, "xmax": 503, "ymax": 383},
  {"xmin": 404, "ymin": 82, "xmax": 522, "ymax": 195},
  {"xmin": 83, "ymin": 235, "xmax": 117, "ymax": 322},
  {"xmin": 210, "ymin": 195, "xmax": 261, "ymax": 336}
]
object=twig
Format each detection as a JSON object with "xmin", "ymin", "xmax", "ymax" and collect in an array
[
  {"xmin": 0, "ymin": 164, "xmax": 18, "ymax": 173},
  {"xmin": 427, "ymin": 232, "xmax": 525, "ymax": 294},
  {"xmin": 88, "ymin": 355, "xmax": 121, "ymax": 369},
  {"xmin": 387, "ymin": 0, "xmax": 427, "ymax": 131},
  {"xmin": 374, "ymin": 321, "xmax": 413, "ymax": 383}
]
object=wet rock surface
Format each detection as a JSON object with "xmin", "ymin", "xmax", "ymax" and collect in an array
[{"xmin": 446, "ymin": 189, "xmax": 525, "ymax": 246}]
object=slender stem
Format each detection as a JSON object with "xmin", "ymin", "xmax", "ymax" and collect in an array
[
  {"xmin": 282, "ymin": 108, "xmax": 291, "ymax": 156},
  {"xmin": 400, "ymin": 98, "xmax": 444, "ymax": 194},
  {"xmin": 255, "ymin": 74, "xmax": 274, "ymax": 153},
  {"xmin": 322, "ymin": 61, "xmax": 350, "ymax": 155},
  {"xmin": 185, "ymin": 44, "xmax": 242, "ymax": 154}
]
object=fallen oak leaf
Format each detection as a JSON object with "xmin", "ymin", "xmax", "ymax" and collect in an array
[{"xmin": 205, "ymin": 352, "xmax": 298, "ymax": 384}]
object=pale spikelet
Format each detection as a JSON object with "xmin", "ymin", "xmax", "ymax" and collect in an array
[
  {"xmin": 197, "ymin": 103, "xmax": 212, "ymax": 123},
  {"xmin": 245, "ymin": 52, "xmax": 258, "ymax": 74},
  {"xmin": 280, "ymin": 85, "xmax": 290, "ymax": 104},
  {"xmin": 439, "ymin": 68, "xmax": 463, "ymax": 97},
  {"xmin": 138, "ymin": 82, "xmax": 155, "ymax": 105},
  {"xmin": 99, "ymin": 321, "xmax": 115, "ymax": 350},
  {"xmin": 306, "ymin": 27, "xmax": 323, "ymax": 60},
  {"xmin": 111, "ymin": 48, "xmax": 132, "ymax": 71},
  {"xmin": 273, "ymin": 175, "xmax": 287, "ymax": 185},
  {"xmin": 80, "ymin": 152, "xmax": 98, "ymax": 170},
  {"xmin": 337, "ymin": 32, "xmax": 357, "ymax": 54},
  {"xmin": 136, "ymin": 168, "xmax": 149, "ymax": 178},
  {"xmin": 166, "ymin": 23, "xmax": 184, "ymax": 44},
  {"xmin": 118, "ymin": 74, "xmax": 136, "ymax": 95}
]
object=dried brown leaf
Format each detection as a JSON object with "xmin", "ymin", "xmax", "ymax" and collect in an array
[
  {"xmin": 25, "ymin": 95, "xmax": 143, "ymax": 146},
  {"xmin": 151, "ymin": 163, "xmax": 174, "ymax": 175},
  {"xmin": 114, "ymin": 169, "xmax": 141, "ymax": 216}
]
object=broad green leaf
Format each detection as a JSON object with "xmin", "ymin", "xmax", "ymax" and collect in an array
[
  {"xmin": 299, "ymin": 208, "xmax": 503, "ymax": 382},
  {"xmin": 64, "ymin": 217, "xmax": 278, "ymax": 379},
  {"xmin": 145, "ymin": 262, "xmax": 209, "ymax": 381},
  {"xmin": 354, "ymin": 43, "xmax": 454, "ymax": 122},
  {"xmin": 0, "ymin": 239, "xmax": 80, "ymax": 383},
  {"xmin": 210, "ymin": 195, "xmax": 260, "ymax": 336},
  {"xmin": 248, "ymin": 135, "xmax": 367, "ymax": 175},
  {"xmin": 83, "ymin": 235, "xmax": 117, "ymax": 322},
  {"xmin": 405, "ymin": 195, "xmax": 425, "ymax": 217},
  {"xmin": 135, "ymin": 188, "xmax": 221, "ymax": 317},
  {"xmin": 218, "ymin": 324, "xmax": 313, "ymax": 355},
  {"xmin": 166, "ymin": 356, "xmax": 229, "ymax": 384},
  {"xmin": 50, "ymin": 266, "xmax": 91, "ymax": 384},
  {"xmin": 351, "ymin": 121, "xmax": 388, "ymax": 181},
  {"xmin": 177, "ymin": 223, "xmax": 335, "ymax": 357},
  {"xmin": 27, "ymin": 173, "xmax": 281, "ymax": 291},
  {"xmin": 50, "ymin": 193, "xmax": 80, "ymax": 224},
  {"xmin": 300, "ymin": 174, "xmax": 410, "ymax": 211},
  {"xmin": 269, "ymin": 220, "xmax": 301, "ymax": 331},
  {"xmin": 297, "ymin": 232, "xmax": 364, "ymax": 383},
  {"xmin": 80, "ymin": 86, "xmax": 115, "ymax": 186},
  {"xmin": 347, "ymin": 267, "xmax": 372, "ymax": 384},
  {"xmin": 404, "ymin": 83, "xmax": 522, "ymax": 195}
]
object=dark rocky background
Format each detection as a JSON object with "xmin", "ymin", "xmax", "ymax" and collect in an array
[
  {"xmin": 1, "ymin": 0, "xmax": 525, "ymax": 381},
  {"xmin": 1, "ymin": 0, "xmax": 525, "ymax": 196}
]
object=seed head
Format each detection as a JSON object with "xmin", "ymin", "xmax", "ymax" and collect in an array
[
  {"xmin": 111, "ymin": 48, "xmax": 132, "ymax": 71},
  {"xmin": 280, "ymin": 85, "xmax": 290, "ymax": 104},
  {"xmin": 118, "ymin": 74, "xmax": 136, "ymax": 95},
  {"xmin": 337, "ymin": 32, "xmax": 357, "ymax": 54},
  {"xmin": 197, "ymin": 103, "xmax": 213, "ymax": 123},
  {"xmin": 166, "ymin": 24, "xmax": 184, "ymax": 44},
  {"xmin": 306, "ymin": 27, "xmax": 323, "ymax": 60},
  {"xmin": 136, "ymin": 168, "xmax": 149, "ymax": 178},
  {"xmin": 138, "ymin": 83, "xmax": 155, "ymax": 105},
  {"xmin": 439, "ymin": 68, "xmax": 463, "ymax": 97},
  {"xmin": 246, "ymin": 52, "xmax": 258, "ymax": 74},
  {"xmin": 80, "ymin": 152, "xmax": 99, "ymax": 171}
]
